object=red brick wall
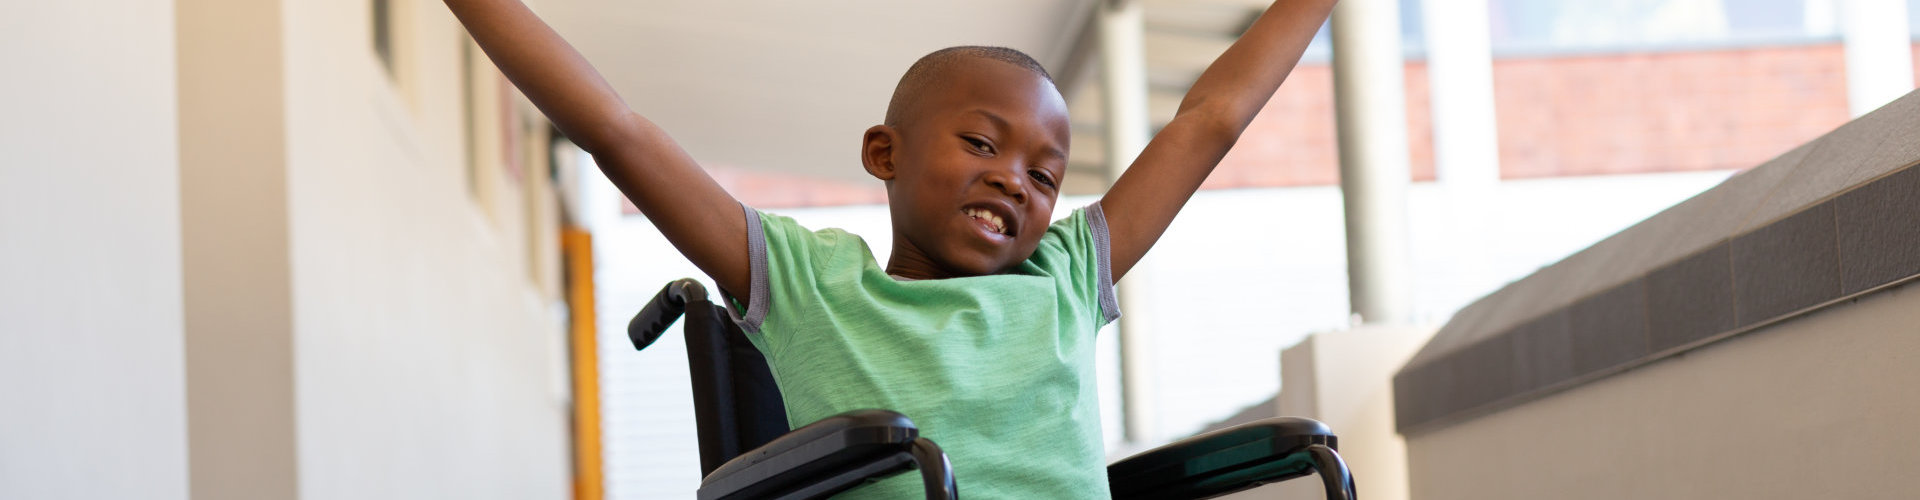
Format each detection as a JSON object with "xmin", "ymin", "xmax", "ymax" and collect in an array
[
  {"xmin": 1493, "ymin": 45, "xmax": 1852, "ymax": 179},
  {"xmin": 683, "ymin": 42, "xmax": 1916, "ymax": 210},
  {"xmin": 1210, "ymin": 43, "xmax": 1871, "ymax": 189}
]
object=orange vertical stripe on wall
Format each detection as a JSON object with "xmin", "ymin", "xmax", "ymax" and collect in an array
[{"xmin": 562, "ymin": 227, "xmax": 604, "ymax": 500}]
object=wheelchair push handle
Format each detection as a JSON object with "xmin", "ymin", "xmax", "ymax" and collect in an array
[{"xmin": 629, "ymin": 278, "xmax": 708, "ymax": 351}]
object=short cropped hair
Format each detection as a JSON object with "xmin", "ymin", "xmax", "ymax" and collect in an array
[{"xmin": 884, "ymin": 46, "xmax": 1055, "ymax": 129}]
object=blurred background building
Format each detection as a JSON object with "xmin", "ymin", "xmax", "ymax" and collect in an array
[
  {"xmin": 3, "ymin": 0, "xmax": 1915, "ymax": 499},
  {"xmin": 6, "ymin": 1, "xmax": 578, "ymax": 498}
]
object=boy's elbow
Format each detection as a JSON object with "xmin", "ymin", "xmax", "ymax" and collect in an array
[
  {"xmin": 567, "ymin": 111, "xmax": 648, "ymax": 155},
  {"xmin": 1174, "ymin": 97, "xmax": 1254, "ymax": 145}
]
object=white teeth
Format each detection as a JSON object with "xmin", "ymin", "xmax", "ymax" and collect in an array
[{"xmin": 966, "ymin": 208, "xmax": 1009, "ymax": 235}]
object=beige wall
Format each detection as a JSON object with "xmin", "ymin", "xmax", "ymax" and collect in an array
[
  {"xmin": 279, "ymin": 0, "xmax": 569, "ymax": 498},
  {"xmin": 0, "ymin": 2, "xmax": 189, "ymax": 500},
  {"xmin": 3, "ymin": 0, "xmax": 569, "ymax": 498},
  {"xmin": 1405, "ymin": 283, "xmax": 1920, "ymax": 499}
]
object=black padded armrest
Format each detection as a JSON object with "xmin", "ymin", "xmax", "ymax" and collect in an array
[
  {"xmin": 1108, "ymin": 417, "xmax": 1354, "ymax": 500},
  {"xmin": 699, "ymin": 409, "xmax": 954, "ymax": 500}
]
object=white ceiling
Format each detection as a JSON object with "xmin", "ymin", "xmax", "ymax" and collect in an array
[
  {"xmin": 537, "ymin": 0, "xmax": 1271, "ymax": 188},
  {"xmin": 538, "ymin": 0, "xmax": 1101, "ymax": 182}
]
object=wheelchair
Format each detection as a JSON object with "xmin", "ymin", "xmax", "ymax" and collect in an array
[{"xmin": 629, "ymin": 278, "xmax": 1356, "ymax": 500}]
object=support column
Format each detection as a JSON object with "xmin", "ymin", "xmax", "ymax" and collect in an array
[
  {"xmin": 1098, "ymin": 0, "xmax": 1157, "ymax": 444},
  {"xmin": 1331, "ymin": 0, "xmax": 1415, "ymax": 325},
  {"xmin": 178, "ymin": 0, "xmax": 300, "ymax": 498},
  {"xmin": 1841, "ymin": 0, "xmax": 1915, "ymax": 117},
  {"xmin": 1420, "ymin": 0, "xmax": 1502, "ymax": 322},
  {"xmin": 1421, "ymin": 0, "xmax": 1500, "ymax": 188},
  {"xmin": 562, "ymin": 228, "xmax": 605, "ymax": 500}
]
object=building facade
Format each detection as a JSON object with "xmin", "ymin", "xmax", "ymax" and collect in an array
[{"xmin": 2, "ymin": 1, "xmax": 579, "ymax": 499}]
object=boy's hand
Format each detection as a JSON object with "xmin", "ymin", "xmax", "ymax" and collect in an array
[
  {"xmin": 444, "ymin": 0, "xmax": 750, "ymax": 297},
  {"xmin": 1098, "ymin": 0, "xmax": 1338, "ymax": 281}
]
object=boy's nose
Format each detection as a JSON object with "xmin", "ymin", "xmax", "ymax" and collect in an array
[{"xmin": 982, "ymin": 168, "xmax": 1027, "ymax": 204}]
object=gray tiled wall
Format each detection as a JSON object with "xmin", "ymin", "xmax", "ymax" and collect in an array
[
  {"xmin": 1645, "ymin": 244, "xmax": 1734, "ymax": 352},
  {"xmin": 1837, "ymin": 166, "xmax": 1920, "ymax": 295},
  {"xmin": 1731, "ymin": 202, "xmax": 1842, "ymax": 326},
  {"xmin": 1396, "ymin": 162, "xmax": 1920, "ymax": 433}
]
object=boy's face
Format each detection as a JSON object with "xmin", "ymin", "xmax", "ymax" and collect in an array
[{"xmin": 867, "ymin": 59, "xmax": 1072, "ymax": 278}]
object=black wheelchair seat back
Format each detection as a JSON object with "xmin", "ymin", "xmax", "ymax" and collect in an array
[
  {"xmin": 628, "ymin": 279, "xmax": 789, "ymax": 476},
  {"xmin": 630, "ymin": 279, "xmax": 958, "ymax": 500}
]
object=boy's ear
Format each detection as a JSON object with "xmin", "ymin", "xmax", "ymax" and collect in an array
[{"xmin": 861, "ymin": 125, "xmax": 897, "ymax": 181}]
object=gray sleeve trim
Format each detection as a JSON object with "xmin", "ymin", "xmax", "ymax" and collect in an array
[
  {"xmin": 1086, "ymin": 202, "xmax": 1123, "ymax": 324},
  {"xmin": 720, "ymin": 201, "xmax": 770, "ymax": 333}
]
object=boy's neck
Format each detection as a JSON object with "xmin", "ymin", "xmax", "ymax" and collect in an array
[{"xmin": 884, "ymin": 241, "xmax": 954, "ymax": 281}]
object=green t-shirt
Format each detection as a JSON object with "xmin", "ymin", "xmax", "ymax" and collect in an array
[{"xmin": 725, "ymin": 203, "xmax": 1121, "ymax": 499}]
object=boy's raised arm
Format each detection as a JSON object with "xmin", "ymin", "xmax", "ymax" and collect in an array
[
  {"xmin": 1097, "ymin": 0, "xmax": 1337, "ymax": 281},
  {"xmin": 444, "ymin": 0, "xmax": 750, "ymax": 296}
]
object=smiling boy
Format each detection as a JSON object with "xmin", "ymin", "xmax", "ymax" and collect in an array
[
  {"xmin": 868, "ymin": 47, "xmax": 1071, "ymax": 279},
  {"xmin": 443, "ymin": 0, "xmax": 1337, "ymax": 497}
]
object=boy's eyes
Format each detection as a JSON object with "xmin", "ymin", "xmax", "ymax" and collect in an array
[
  {"xmin": 1029, "ymin": 170, "xmax": 1057, "ymax": 189},
  {"xmin": 960, "ymin": 134, "xmax": 1058, "ymax": 190},
  {"xmin": 962, "ymin": 136, "xmax": 995, "ymax": 155}
]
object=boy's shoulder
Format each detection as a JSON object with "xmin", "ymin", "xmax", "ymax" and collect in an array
[{"xmin": 752, "ymin": 209, "xmax": 870, "ymax": 262}]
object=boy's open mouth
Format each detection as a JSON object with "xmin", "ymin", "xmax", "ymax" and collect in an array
[{"xmin": 962, "ymin": 205, "xmax": 1013, "ymax": 237}]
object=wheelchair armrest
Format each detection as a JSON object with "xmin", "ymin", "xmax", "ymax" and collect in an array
[
  {"xmin": 698, "ymin": 409, "xmax": 955, "ymax": 500},
  {"xmin": 1108, "ymin": 417, "xmax": 1354, "ymax": 500}
]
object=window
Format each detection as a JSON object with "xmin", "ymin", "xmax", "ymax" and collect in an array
[
  {"xmin": 1911, "ymin": 0, "xmax": 1920, "ymax": 37},
  {"xmin": 1298, "ymin": 0, "xmax": 1884, "ymax": 61},
  {"xmin": 463, "ymin": 39, "xmax": 480, "ymax": 198},
  {"xmin": 1486, "ymin": 0, "xmax": 1835, "ymax": 54},
  {"xmin": 373, "ymin": 0, "xmax": 394, "ymax": 76}
]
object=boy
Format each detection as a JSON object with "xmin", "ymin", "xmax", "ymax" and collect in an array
[{"xmin": 443, "ymin": 0, "xmax": 1336, "ymax": 497}]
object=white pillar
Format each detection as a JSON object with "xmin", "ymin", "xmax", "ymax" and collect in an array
[
  {"xmin": 1331, "ymin": 0, "xmax": 1415, "ymax": 325},
  {"xmin": 1420, "ymin": 0, "xmax": 1501, "ymax": 326},
  {"xmin": 1421, "ymin": 0, "xmax": 1501, "ymax": 188},
  {"xmin": 1841, "ymin": 0, "xmax": 1915, "ymax": 117},
  {"xmin": 1098, "ymin": 0, "xmax": 1158, "ymax": 445}
]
